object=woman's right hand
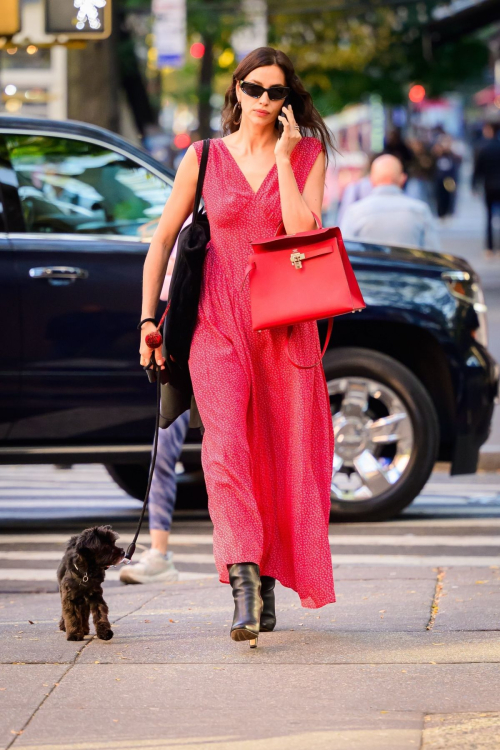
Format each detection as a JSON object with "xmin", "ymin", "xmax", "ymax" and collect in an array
[{"xmin": 139, "ymin": 322, "xmax": 166, "ymax": 370}]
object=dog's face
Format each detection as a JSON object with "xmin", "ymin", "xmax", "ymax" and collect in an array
[{"xmin": 75, "ymin": 525, "xmax": 124, "ymax": 569}]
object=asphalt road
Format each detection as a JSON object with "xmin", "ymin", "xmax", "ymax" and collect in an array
[{"xmin": 1, "ymin": 463, "xmax": 499, "ymax": 595}]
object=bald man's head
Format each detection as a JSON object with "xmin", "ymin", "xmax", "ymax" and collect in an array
[{"xmin": 370, "ymin": 154, "xmax": 407, "ymax": 188}]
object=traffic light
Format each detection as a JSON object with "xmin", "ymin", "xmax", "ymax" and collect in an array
[
  {"xmin": 45, "ymin": 0, "xmax": 112, "ymax": 40},
  {"xmin": 0, "ymin": 0, "xmax": 21, "ymax": 36},
  {"xmin": 408, "ymin": 84, "xmax": 426, "ymax": 103}
]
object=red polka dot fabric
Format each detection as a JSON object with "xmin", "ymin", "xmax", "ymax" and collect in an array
[{"xmin": 189, "ymin": 137, "xmax": 335, "ymax": 608}]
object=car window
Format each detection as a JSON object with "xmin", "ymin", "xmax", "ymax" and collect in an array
[
  {"xmin": 4, "ymin": 134, "xmax": 172, "ymax": 239},
  {"xmin": 0, "ymin": 135, "xmax": 12, "ymax": 233}
]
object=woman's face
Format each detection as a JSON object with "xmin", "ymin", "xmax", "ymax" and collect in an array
[{"xmin": 235, "ymin": 64, "xmax": 287, "ymax": 128}]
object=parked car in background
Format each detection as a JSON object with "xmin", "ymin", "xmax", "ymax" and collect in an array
[{"xmin": 0, "ymin": 117, "xmax": 498, "ymax": 521}]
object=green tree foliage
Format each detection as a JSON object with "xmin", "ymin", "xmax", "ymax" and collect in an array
[
  {"xmin": 267, "ymin": 1, "xmax": 489, "ymax": 113},
  {"xmin": 115, "ymin": 0, "xmax": 490, "ymax": 128}
]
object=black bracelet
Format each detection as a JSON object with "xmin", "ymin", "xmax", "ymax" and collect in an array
[{"xmin": 137, "ymin": 317, "xmax": 157, "ymax": 330}]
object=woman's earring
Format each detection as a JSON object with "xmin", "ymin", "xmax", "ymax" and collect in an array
[{"xmin": 233, "ymin": 101, "xmax": 242, "ymax": 125}]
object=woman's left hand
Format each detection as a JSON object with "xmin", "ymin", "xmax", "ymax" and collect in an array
[{"xmin": 275, "ymin": 105, "xmax": 302, "ymax": 162}]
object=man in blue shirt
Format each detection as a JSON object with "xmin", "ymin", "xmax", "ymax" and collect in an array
[{"xmin": 340, "ymin": 154, "xmax": 440, "ymax": 251}]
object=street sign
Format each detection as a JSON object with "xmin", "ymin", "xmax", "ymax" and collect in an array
[
  {"xmin": 45, "ymin": 0, "xmax": 112, "ymax": 40},
  {"xmin": 152, "ymin": 0, "xmax": 186, "ymax": 69},
  {"xmin": 0, "ymin": 0, "xmax": 21, "ymax": 36}
]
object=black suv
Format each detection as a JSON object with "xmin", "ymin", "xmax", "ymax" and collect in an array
[{"xmin": 0, "ymin": 117, "xmax": 498, "ymax": 520}]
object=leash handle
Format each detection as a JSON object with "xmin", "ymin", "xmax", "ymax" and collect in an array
[{"xmin": 125, "ymin": 355, "xmax": 162, "ymax": 561}]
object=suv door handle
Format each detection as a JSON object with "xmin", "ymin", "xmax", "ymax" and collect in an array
[{"xmin": 29, "ymin": 266, "xmax": 89, "ymax": 282}]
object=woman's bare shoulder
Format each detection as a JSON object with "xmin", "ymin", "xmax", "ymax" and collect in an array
[{"xmin": 175, "ymin": 144, "xmax": 200, "ymax": 183}]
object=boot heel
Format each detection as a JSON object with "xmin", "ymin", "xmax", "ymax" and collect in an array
[{"xmin": 228, "ymin": 562, "xmax": 262, "ymax": 648}]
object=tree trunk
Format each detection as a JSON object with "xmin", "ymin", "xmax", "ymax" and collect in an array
[
  {"xmin": 66, "ymin": 15, "xmax": 120, "ymax": 132},
  {"xmin": 116, "ymin": 9, "xmax": 159, "ymax": 137}
]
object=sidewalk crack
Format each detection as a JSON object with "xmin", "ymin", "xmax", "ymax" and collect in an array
[
  {"xmin": 7, "ymin": 587, "xmax": 163, "ymax": 747},
  {"xmin": 426, "ymin": 567, "xmax": 445, "ymax": 631}
]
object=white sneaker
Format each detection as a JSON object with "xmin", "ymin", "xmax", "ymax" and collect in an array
[{"xmin": 119, "ymin": 548, "xmax": 179, "ymax": 584}]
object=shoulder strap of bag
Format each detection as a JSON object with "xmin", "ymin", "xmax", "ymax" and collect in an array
[{"xmin": 191, "ymin": 139, "xmax": 210, "ymax": 225}]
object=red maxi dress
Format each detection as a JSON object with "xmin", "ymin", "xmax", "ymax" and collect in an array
[{"xmin": 189, "ymin": 136, "xmax": 335, "ymax": 608}]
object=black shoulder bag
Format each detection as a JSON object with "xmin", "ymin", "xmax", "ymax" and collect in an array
[
  {"xmin": 164, "ymin": 138, "xmax": 211, "ymax": 364},
  {"xmin": 125, "ymin": 140, "xmax": 210, "ymax": 562}
]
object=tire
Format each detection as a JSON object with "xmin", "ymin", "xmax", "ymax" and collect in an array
[
  {"xmin": 324, "ymin": 346, "xmax": 439, "ymax": 522},
  {"xmin": 105, "ymin": 464, "xmax": 208, "ymax": 508},
  {"xmin": 105, "ymin": 464, "xmax": 148, "ymax": 501}
]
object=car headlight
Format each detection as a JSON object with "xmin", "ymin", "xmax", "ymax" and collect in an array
[{"xmin": 442, "ymin": 270, "xmax": 488, "ymax": 347}]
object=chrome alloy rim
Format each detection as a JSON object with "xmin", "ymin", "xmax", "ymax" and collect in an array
[{"xmin": 328, "ymin": 377, "xmax": 414, "ymax": 502}]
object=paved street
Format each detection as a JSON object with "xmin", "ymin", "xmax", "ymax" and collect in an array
[{"xmin": 2, "ymin": 465, "xmax": 500, "ymax": 590}]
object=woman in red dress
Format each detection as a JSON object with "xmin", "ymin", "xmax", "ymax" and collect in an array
[{"xmin": 140, "ymin": 47, "xmax": 336, "ymax": 647}]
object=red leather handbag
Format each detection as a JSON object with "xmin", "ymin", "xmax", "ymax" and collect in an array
[{"xmin": 245, "ymin": 213, "xmax": 366, "ymax": 368}]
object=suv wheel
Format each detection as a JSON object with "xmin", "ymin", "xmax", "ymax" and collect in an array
[
  {"xmin": 324, "ymin": 347, "xmax": 439, "ymax": 521},
  {"xmin": 105, "ymin": 463, "xmax": 148, "ymax": 501},
  {"xmin": 105, "ymin": 463, "xmax": 208, "ymax": 507}
]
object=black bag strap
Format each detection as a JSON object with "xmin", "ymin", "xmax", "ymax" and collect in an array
[{"xmin": 192, "ymin": 139, "xmax": 210, "ymax": 225}]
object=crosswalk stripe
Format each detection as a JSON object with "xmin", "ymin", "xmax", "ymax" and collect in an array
[
  {"xmin": 1, "ymin": 533, "xmax": 500, "ymax": 548},
  {"xmin": 0, "ymin": 535, "xmax": 499, "ymax": 560},
  {"xmin": 1, "ymin": 529, "xmax": 500, "ymax": 546},
  {"xmin": 0, "ymin": 534, "xmax": 212, "ymax": 545},
  {"xmin": 0, "ymin": 489, "xmax": 130, "ymax": 497},
  {"xmin": 0, "ymin": 499, "xmax": 139, "ymax": 508},
  {"xmin": 0, "ymin": 551, "xmax": 215, "ymax": 563},
  {"xmin": 331, "ymin": 555, "xmax": 500, "ymax": 566},
  {"xmin": 0, "ymin": 569, "xmax": 215, "ymax": 582},
  {"xmin": 0, "ymin": 555, "xmax": 499, "ymax": 580},
  {"xmin": 424, "ymin": 483, "xmax": 500, "ymax": 493},
  {"xmin": 328, "ymin": 535, "xmax": 500, "ymax": 547}
]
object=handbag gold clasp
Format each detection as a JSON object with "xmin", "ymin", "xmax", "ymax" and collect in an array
[{"xmin": 290, "ymin": 251, "xmax": 306, "ymax": 269}]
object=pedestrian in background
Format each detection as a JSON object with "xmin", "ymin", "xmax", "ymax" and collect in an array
[
  {"xmin": 121, "ymin": 237, "xmax": 190, "ymax": 585},
  {"xmin": 472, "ymin": 121, "xmax": 500, "ymax": 257},
  {"xmin": 341, "ymin": 154, "xmax": 440, "ymax": 251},
  {"xmin": 433, "ymin": 135, "xmax": 461, "ymax": 219},
  {"xmin": 473, "ymin": 122, "xmax": 496, "ymax": 163},
  {"xmin": 383, "ymin": 127, "xmax": 414, "ymax": 173},
  {"xmin": 336, "ymin": 153, "xmax": 377, "ymax": 226},
  {"xmin": 406, "ymin": 138, "xmax": 436, "ymax": 210}
]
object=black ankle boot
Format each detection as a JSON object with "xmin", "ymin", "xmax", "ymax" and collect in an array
[
  {"xmin": 260, "ymin": 576, "xmax": 276, "ymax": 632},
  {"xmin": 228, "ymin": 562, "xmax": 263, "ymax": 648}
]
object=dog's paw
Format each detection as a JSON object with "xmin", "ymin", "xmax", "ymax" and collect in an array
[
  {"xmin": 96, "ymin": 627, "xmax": 114, "ymax": 641},
  {"xmin": 59, "ymin": 617, "xmax": 66, "ymax": 632},
  {"xmin": 66, "ymin": 632, "xmax": 84, "ymax": 641}
]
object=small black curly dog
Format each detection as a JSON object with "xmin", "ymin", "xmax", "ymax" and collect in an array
[{"xmin": 57, "ymin": 525, "xmax": 124, "ymax": 641}]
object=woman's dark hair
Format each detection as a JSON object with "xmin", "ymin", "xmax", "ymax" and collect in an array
[{"xmin": 221, "ymin": 47, "xmax": 336, "ymax": 164}]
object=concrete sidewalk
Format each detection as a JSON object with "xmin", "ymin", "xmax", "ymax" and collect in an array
[{"xmin": 1, "ymin": 564, "xmax": 500, "ymax": 750}]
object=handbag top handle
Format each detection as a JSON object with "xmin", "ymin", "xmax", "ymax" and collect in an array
[{"xmin": 191, "ymin": 139, "xmax": 210, "ymax": 225}]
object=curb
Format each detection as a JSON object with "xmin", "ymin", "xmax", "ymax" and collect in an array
[
  {"xmin": 434, "ymin": 446, "xmax": 500, "ymax": 474},
  {"xmin": 478, "ymin": 446, "xmax": 500, "ymax": 472}
]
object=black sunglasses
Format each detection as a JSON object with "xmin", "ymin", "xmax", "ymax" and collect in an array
[{"xmin": 239, "ymin": 80, "xmax": 290, "ymax": 101}]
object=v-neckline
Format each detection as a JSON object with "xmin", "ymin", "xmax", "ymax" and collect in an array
[{"xmin": 219, "ymin": 138, "xmax": 278, "ymax": 197}]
